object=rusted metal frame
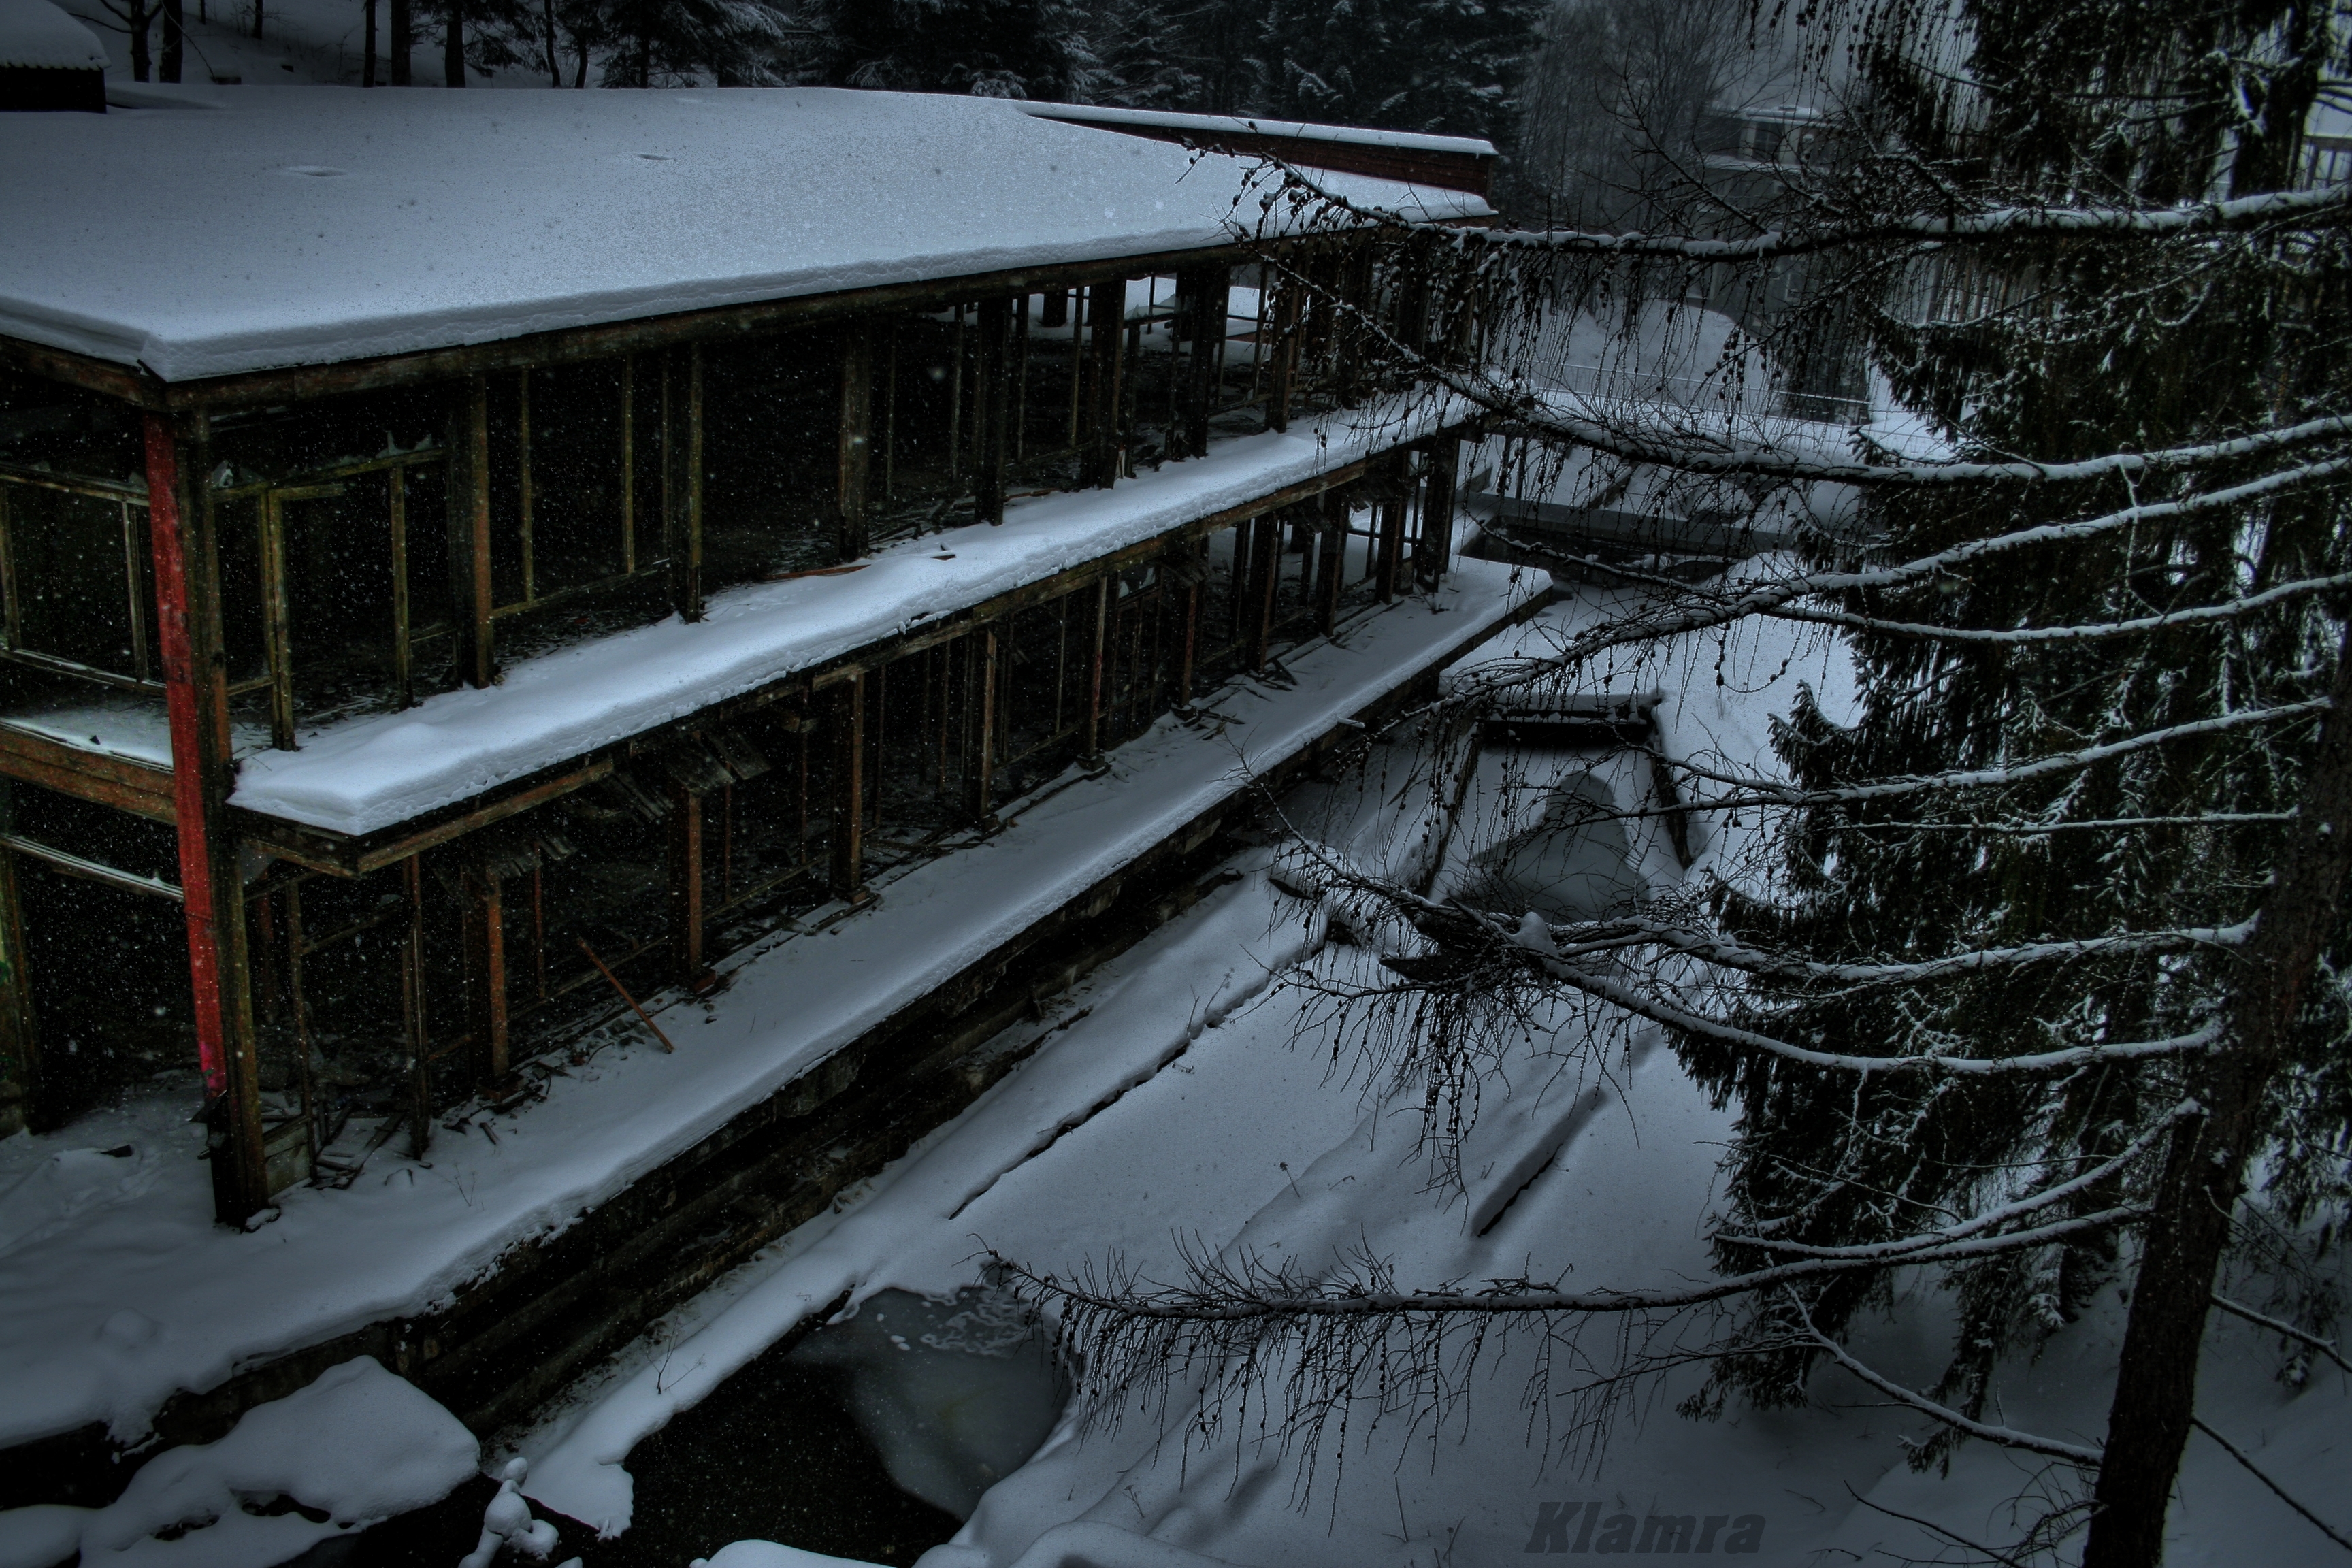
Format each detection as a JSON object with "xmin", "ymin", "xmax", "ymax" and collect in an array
[
  {"xmin": 1418, "ymin": 438, "xmax": 1458, "ymax": 589},
  {"xmin": 148, "ymin": 410, "xmax": 271, "ymax": 1224},
  {"xmin": 261, "ymin": 483, "xmax": 354, "ymax": 749},
  {"xmin": 0, "ymin": 461, "xmax": 148, "ymax": 502},
  {"xmin": 147, "ymin": 244, "xmax": 1260, "ymax": 417},
  {"xmin": 229, "ymin": 755, "xmax": 613, "ymax": 879},
  {"xmin": 484, "ymin": 561, "xmax": 666, "ymax": 621},
  {"xmin": 1081, "ymin": 576, "xmax": 1109, "ymax": 763},
  {"xmin": 401, "ymin": 854, "xmax": 429, "ymax": 1157},
  {"xmin": 667, "ymin": 773, "xmax": 710, "ymax": 992},
  {"xmin": 388, "ymin": 466, "xmax": 414, "ymax": 709},
  {"xmin": 0, "ymin": 832, "xmax": 183, "ymax": 900},
  {"xmin": 0, "ymin": 724, "xmax": 176, "ymax": 821},
  {"xmin": 517, "ymin": 369, "xmax": 536, "ymax": 601},
  {"xmin": 974, "ymin": 297, "xmax": 1013, "ymax": 525},
  {"xmin": 1084, "ymin": 278, "xmax": 1128, "ymax": 489},
  {"xmin": 456, "ymin": 376, "xmax": 497, "ymax": 689},
  {"xmin": 463, "ymin": 860, "xmax": 509, "ymax": 1089},
  {"xmin": 0, "ymin": 790, "xmax": 34, "ymax": 1139}
]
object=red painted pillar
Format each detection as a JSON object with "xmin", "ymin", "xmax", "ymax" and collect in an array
[{"xmin": 147, "ymin": 412, "xmax": 270, "ymax": 1223}]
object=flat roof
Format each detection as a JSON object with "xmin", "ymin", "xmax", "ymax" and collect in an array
[{"xmin": 0, "ymin": 86, "xmax": 1490, "ymax": 384}]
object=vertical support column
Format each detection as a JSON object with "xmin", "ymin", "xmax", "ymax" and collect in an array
[
  {"xmin": 668, "ymin": 777, "xmax": 710, "ymax": 992},
  {"xmin": 259, "ymin": 493, "xmax": 296, "ymax": 747},
  {"xmin": 1375, "ymin": 462, "xmax": 1407, "ymax": 604},
  {"xmin": 1175, "ymin": 265, "xmax": 1229, "ymax": 459},
  {"xmin": 400, "ymin": 855, "xmax": 430, "ymax": 1158},
  {"xmin": 974, "ymin": 298, "xmax": 1012, "ymax": 525},
  {"xmin": 1316, "ymin": 487, "xmax": 1345, "ymax": 636},
  {"xmin": 1249, "ymin": 514, "xmax": 1281, "ymax": 671},
  {"xmin": 1266, "ymin": 270, "xmax": 1303, "ymax": 433},
  {"xmin": 838, "ymin": 322, "xmax": 873, "ymax": 562},
  {"xmin": 389, "ymin": 468, "xmax": 414, "ymax": 709},
  {"xmin": 828, "ymin": 673, "xmax": 867, "ymax": 904},
  {"xmin": 462, "ymin": 863, "xmax": 508, "ymax": 1090},
  {"xmin": 455, "ymin": 374, "xmax": 496, "ymax": 689},
  {"xmin": 970, "ymin": 627, "xmax": 998, "ymax": 825},
  {"xmin": 1081, "ymin": 576, "xmax": 1109, "ymax": 763},
  {"xmin": 149, "ymin": 411, "xmax": 270, "ymax": 1226},
  {"xmin": 0, "ymin": 785, "xmax": 34, "ymax": 1140},
  {"xmin": 1175, "ymin": 557, "xmax": 1201, "ymax": 713},
  {"xmin": 1418, "ymin": 439, "xmax": 1458, "ymax": 590},
  {"xmin": 670, "ymin": 345, "xmax": 705, "ymax": 621},
  {"xmin": 1085, "ymin": 278, "xmax": 1126, "ymax": 489}
]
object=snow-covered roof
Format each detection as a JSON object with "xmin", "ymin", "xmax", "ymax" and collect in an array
[
  {"xmin": 1017, "ymin": 101, "xmax": 1497, "ymax": 159},
  {"xmin": 0, "ymin": 0, "xmax": 106, "ymax": 70},
  {"xmin": 0, "ymin": 86, "xmax": 1491, "ymax": 384}
]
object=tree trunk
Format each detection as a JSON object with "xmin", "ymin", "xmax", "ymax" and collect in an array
[
  {"xmin": 130, "ymin": 0, "xmax": 152, "ymax": 80},
  {"xmin": 540, "ymin": 0, "xmax": 559, "ymax": 85},
  {"xmin": 249, "ymin": 0, "xmax": 261, "ymax": 40},
  {"xmin": 389, "ymin": 0, "xmax": 408, "ymax": 83},
  {"xmin": 159, "ymin": 0, "xmax": 182, "ymax": 81},
  {"xmin": 362, "ymin": 0, "xmax": 376, "ymax": 84},
  {"xmin": 2081, "ymin": 629, "xmax": 2352, "ymax": 1567},
  {"xmin": 442, "ymin": 0, "xmax": 463, "ymax": 85}
]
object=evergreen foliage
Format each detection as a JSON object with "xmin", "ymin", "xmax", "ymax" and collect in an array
[
  {"xmin": 1257, "ymin": 0, "xmax": 1547, "ymax": 142},
  {"xmin": 779, "ymin": 0, "xmax": 1099, "ymax": 99}
]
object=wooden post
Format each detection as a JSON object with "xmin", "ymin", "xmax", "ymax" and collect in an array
[
  {"xmin": 259, "ymin": 491, "xmax": 296, "ymax": 747},
  {"xmin": 1085, "ymin": 278, "xmax": 1125, "ymax": 489},
  {"xmin": 975, "ymin": 297, "xmax": 1012, "ymax": 525},
  {"xmin": 1418, "ymin": 439, "xmax": 1458, "ymax": 590},
  {"xmin": 838, "ymin": 323, "xmax": 872, "ymax": 561},
  {"xmin": 1175, "ymin": 571, "xmax": 1200, "ymax": 713},
  {"xmin": 463, "ymin": 862, "xmax": 508, "ymax": 1090},
  {"xmin": 1266, "ymin": 273, "xmax": 1302, "ymax": 433},
  {"xmin": 401, "ymin": 855, "xmax": 430, "ymax": 1158},
  {"xmin": 389, "ymin": 468, "xmax": 414, "ymax": 708},
  {"xmin": 670, "ymin": 346, "xmax": 704, "ymax": 621},
  {"xmin": 1375, "ymin": 461, "xmax": 1407, "ymax": 604},
  {"xmin": 828, "ymin": 673, "xmax": 866, "ymax": 903},
  {"xmin": 1250, "ymin": 514, "xmax": 1280, "ymax": 670},
  {"xmin": 1175, "ymin": 265, "xmax": 1229, "ymax": 459},
  {"xmin": 667, "ymin": 778, "xmax": 709, "ymax": 992},
  {"xmin": 970, "ymin": 628, "xmax": 998, "ymax": 824},
  {"xmin": 1316, "ymin": 487, "xmax": 1345, "ymax": 636},
  {"xmin": 150, "ymin": 412, "xmax": 270, "ymax": 1226},
  {"xmin": 455, "ymin": 375, "xmax": 495, "ymax": 689},
  {"xmin": 0, "ymin": 786, "xmax": 34, "ymax": 1141},
  {"xmin": 1081, "ymin": 576, "xmax": 1109, "ymax": 763}
]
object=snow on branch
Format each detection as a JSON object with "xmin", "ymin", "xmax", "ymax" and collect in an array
[
  {"xmin": 1749, "ymin": 572, "xmax": 2352, "ymax": 645},
  {"xmin": 1262, "ymin": 161, "xmax": 2352, "ymax": 264},
  {"xmin": 1799, "ymin": 1313, "xmax": 2104, "ymax": 1465},
  {"xmin": 1580, "ymin": 916, "xmax": 2250, "ymax": 985}
]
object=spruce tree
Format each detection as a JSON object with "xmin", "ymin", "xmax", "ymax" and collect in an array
[
  {"xmin": 1096, "ymin": 0, "xmax": 1201, "ymax": 109},
  {"xmin": 1014, "ymin": 1, "xmax": 2352, "ymax": 1557},
  {"xmin": 782, "ymin": 0, "xmax": 1098, "ymax": 100},
  {"xmin": 1258, "ymin": 0, "xmax": 1547, "ymax": 142}
]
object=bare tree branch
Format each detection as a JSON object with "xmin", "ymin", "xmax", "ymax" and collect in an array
[{"xmin": 2191, "ymin": 1417, "xmax": 2352, "ymax": 1553}]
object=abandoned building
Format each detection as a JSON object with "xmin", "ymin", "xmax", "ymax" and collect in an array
[{"xmin": 0, "ymin": 86, "xmax": 1529, "ymax": 1245}]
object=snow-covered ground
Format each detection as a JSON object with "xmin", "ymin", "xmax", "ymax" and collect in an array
[{"xmin": 514, "ymin": 590, "xmax": 2350, "ymax": 1568}]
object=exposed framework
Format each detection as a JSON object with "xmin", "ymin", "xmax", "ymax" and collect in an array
[{"xmin": 0, "ymin": 234, "xmax": 1473, "ymax": 1223}]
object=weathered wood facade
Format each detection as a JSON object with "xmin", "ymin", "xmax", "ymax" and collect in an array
[{"xmin": 0, "ymin": 182, "xmax": 1477, "ymax": 1224}]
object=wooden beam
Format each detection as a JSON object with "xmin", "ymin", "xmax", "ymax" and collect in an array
[
  {"xmin": 1316, "ymin": 487, "xmax": 1345, "ymax": 636},
  {"xmin": 400, "ymin": 855, "xmax": 431, "ymax": 1158},
  {"xmin": 838, "ymin": 323, "xmax": 872, "ymax": 562},
  {"xmin": 1266, "ymin": 276, "xmax": 1302, "ymax": 434},
  {"xmin": 1081, "ymin": 576, "xmax": 1109, "ymax": 762},
  {"xmin": 148, "ymin": 410, "xmax": 270, "ymax": 1225},
  {"xmin": 1249, "ymin": 514, "xmax": 1279, "ymax": 672},
  {"xmin": 1375, "ymin": 465, "xmax": 1406, "ymax": 604},
  {"xmin": 0, "ymin": 725, "xmax": 175, "ymax": 823},
  {"xmin": 1175, "ymin": 571, "xmax": 1200, "ymax": 712},
  {"xmin": 1176, "ymin": 265, "xmax": 1228, "ymax": 460},
  {"xmin": 970, "ymin": 627, "xmax": 998, "ymax": 824},
  {"xmin": 259, "ymin": 491, "xmax": 296, "ymax": 748},
  {"xmin": 670, "ymin": 347, "xmax": 705, "ymax": 622}
]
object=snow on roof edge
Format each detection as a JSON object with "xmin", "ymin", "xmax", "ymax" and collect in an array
[
  {"xmin": 1020, "ymin": 101, "xmax": 1498, "ymax": 159},
  {"xmin": 0, "ymin": 0, "xmax": 106, "ymax": 70}
]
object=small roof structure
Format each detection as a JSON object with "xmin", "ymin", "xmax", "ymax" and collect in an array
[
  {"xmin": 0, "ymin": 0, "xmax": 105, "ymax": 71},
  {"xmin": 0, "ymin": 86, "xmax": 1490, "ymax": 384}
]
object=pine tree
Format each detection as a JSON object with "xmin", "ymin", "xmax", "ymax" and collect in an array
[
  {"xmin": 1096, "ymin": 0, "xmax": 1201, "ymax": 109},
  {"xmin": 1258, "ymin": 0, "xmax": 1547, "ymax": 142},
  {"xmin": 782, "ymin": 0, "xmax": 1098, "ymax": 101},
  {"xmin": 1014, "ymin": 1, "xmax": 2352, "ymax": 1557}
]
